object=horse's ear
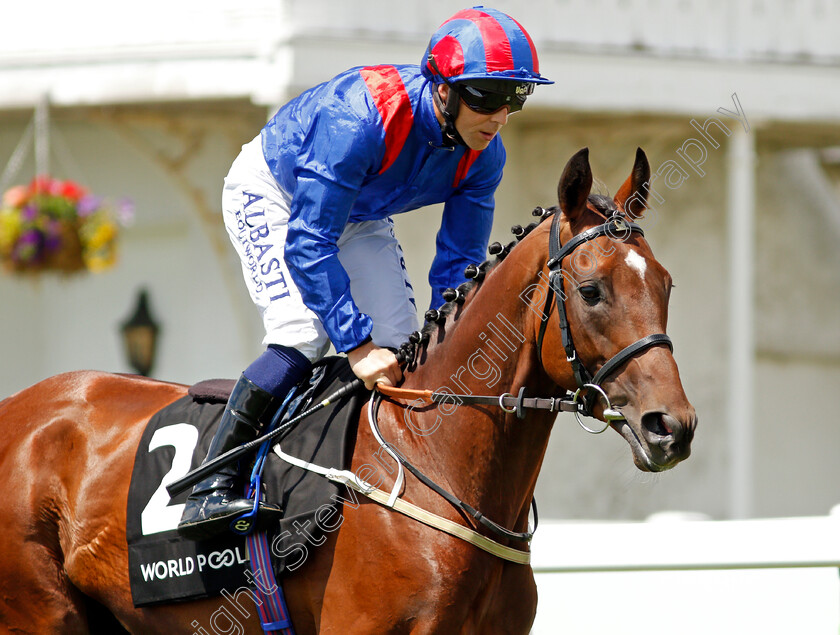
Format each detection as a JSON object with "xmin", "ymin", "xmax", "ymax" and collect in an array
[
  {"xmin": 613, "ymin": 147, "xmax": 651, "ymax": 218},
  {"xmin": 557, "ymin": 148, "xmax": 592, "ymax": 223}
]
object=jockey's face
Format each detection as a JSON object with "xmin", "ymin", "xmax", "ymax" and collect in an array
[{"xmin": 435, "ymin": 84, "xmax": 510, "ymax": 152}]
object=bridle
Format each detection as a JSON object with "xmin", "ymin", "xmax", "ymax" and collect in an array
[
  {"xmin": 271, "ymin": 207, "xmax": 679, "ymax": 559},
  {"xmin": 391, "ymin": 206, "xmax": 676, "ymax": 434},
  {"xmin": 535, "ymin": 208, "xmax": 673, "ymax": 432}
]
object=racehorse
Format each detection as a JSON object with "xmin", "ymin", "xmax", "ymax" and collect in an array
[{"xmin": 0, "ymin": 148, "xmax": 696, "ymax": 634}]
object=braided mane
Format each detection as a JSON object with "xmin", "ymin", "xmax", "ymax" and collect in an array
[{"xmin": 404, "ymin": 194, "xmax": 620, "ymax": 363}]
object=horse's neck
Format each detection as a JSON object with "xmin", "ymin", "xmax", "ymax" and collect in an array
[{"xmin": 395, "ymin": 233, "xmax": 557, "ymax": 529}]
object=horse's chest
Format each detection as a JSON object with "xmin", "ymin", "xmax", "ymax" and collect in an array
[{"xmin": 410, "ymin": 552, "xmax": 538, "ymax": 634}]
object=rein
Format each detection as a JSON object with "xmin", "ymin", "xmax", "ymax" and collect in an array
[
  {"xmin": 370, "ymin": 388, "xmax": 537, "ymax": 544},
  {"xmin": 376, "ymin": 384, "xmax": 579, "ymax": 419}
]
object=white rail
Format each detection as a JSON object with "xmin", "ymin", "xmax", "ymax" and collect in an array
[{"xmin": 530, "ymin": 514, "xmax": 840, "ymax": 634}]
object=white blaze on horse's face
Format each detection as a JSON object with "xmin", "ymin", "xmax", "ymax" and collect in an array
[{"xmin": 624, "ymin": 249, "xmax": 647, "ymax": 280}]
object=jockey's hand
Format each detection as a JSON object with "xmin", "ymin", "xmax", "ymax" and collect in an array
[{"xmin": 347, "ymin": 340, "xmax": 402, "ymax": 390}]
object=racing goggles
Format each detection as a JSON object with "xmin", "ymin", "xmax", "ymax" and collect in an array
[{"xmin": 455, "ymin": 79, "xmax": 534, "ymax": 114}]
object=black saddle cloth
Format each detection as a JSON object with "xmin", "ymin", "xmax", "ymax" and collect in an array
[
  {"xmin": 259, "ymin": 356, "xmax": 370, "ymax": 574},
  {"xmin": 126, "ymin": 356, "xmax": 368, "ymax": 606}
]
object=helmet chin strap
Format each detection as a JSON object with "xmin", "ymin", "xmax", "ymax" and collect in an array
[
  {"xmin": 432, "ymin": 86, "xmax": 466, "ymax": 148},
  {"xmin": 427, "ymin": 53, "xmax": 467, "ymax": 148}
]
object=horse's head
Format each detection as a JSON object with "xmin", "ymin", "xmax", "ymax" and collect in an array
[{"xmin": 536, "ymin": 148, "xmax": 697, "ymax": 472}]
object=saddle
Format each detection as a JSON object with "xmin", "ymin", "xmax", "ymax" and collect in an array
[{"xmin": 125, "ymin": 356, "xmax": 368, "ymax": 607}]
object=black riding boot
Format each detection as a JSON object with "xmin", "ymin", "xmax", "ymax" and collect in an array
[{"xmin": 177, "ymin": 374, "xmax": 283, "ymax": 540}]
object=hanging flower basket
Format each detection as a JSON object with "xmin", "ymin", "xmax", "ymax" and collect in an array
[{"xmin": 0, "ymin": 176, "xmax": 133, "ymax": 274}]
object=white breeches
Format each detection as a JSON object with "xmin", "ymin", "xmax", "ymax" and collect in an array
[{"xmin": 222, "ymin": 137, "xmax": 419, "ymax": 361}]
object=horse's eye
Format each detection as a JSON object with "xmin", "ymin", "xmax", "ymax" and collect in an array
[{"xmin": 578, "ymin": 285, "xmax": 601, "ymax": 304}]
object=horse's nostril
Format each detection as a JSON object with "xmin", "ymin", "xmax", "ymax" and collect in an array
[{"xmin": 641, "ymin": 412, "xmax": 672, "ymax": 437}]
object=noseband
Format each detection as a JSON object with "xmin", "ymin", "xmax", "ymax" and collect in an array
[{"xmin": 536, "ymin": 209, "xmax": 673, "ymax": 432}]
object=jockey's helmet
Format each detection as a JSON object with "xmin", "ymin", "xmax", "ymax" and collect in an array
[{"xmin": 421, "ymin": 6, "xmax": 552, "ymax": 143}]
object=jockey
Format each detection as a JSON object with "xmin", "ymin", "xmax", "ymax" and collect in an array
[{"xmin": 178, "ymin": 6, "xmax": 552, "ymax": 539}]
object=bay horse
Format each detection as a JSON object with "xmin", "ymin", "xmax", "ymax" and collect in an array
[{"xmin": 0, "ymin": 148, "xmax": 696, "ymax": 634}]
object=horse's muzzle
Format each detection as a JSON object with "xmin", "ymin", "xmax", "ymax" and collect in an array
[
  {"xmin": 639, "ymin": 409, "xmax": 697, "ymax": 469},
  {"xmin": 614, "ymin": 407, "xmax": 697, "ymax": 472}
]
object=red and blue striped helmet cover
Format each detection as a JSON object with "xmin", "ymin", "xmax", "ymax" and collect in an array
[{"xmin": 422, "ymin": 6, "xmax": 553, "ymax": 85}]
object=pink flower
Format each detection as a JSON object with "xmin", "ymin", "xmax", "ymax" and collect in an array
[
  {"xmin": 2, "ymin": 185, "xmax": 28, "ymax": 208},
  {"xmin": 29, "ymin": 175, "xmax": 53, "ymax": 196}
]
